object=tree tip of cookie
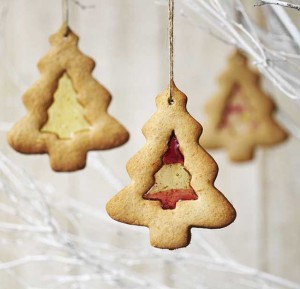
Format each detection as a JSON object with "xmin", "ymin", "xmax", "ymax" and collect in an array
[{"xmin": 49, "ymin": 24, "xmax": 78, "ymax": 46}]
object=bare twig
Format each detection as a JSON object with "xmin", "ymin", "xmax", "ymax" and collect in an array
[
  {"xmin": 72, "ymin": 0, "xmax": 95, "ymax": 10},
  {"xmin": 255, "ymin": 0, "xmax": 300, "ymax": 11}
]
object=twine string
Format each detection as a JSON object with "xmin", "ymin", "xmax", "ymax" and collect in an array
[
  {"xmin": 62, "ymin": 0, "xmax": 70, "ymax": 37},
  {"xmin": 168, "ymin": 0, "xmax": 174, "ymax": 105}
]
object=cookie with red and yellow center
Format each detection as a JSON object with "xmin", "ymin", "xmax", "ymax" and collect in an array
[
  {"xmin": 143, "ymin": 133, "xmax": 197, "ymax": 209},
  {"xmin": 106, "ymin": 81, "xmax": 236, "ymax": 250}
]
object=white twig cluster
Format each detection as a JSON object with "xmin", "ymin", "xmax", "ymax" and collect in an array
[
  {"xmin": 173, "ymin": 0, "xmax": 300, "ymax": 101},
  {"xmin": 162, "ymin": 0, "xmax": 300, "ymax": 138}
]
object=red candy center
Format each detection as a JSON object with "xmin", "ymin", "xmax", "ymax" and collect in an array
[
  {"xmin": 163, "ymin": 134, "xmax": 184, "ymax": 164},
  {"xmin": 143, "ymin": 133, "xmax": 198, "ymax": 210},
  {"xmin": 144, "ymin": 189, "xmax": 198, "ymax": 210}
]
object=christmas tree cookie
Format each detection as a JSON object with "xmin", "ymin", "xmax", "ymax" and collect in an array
[
  {"xmin": 201, "ymin": 51, "xmax": 287, "ymax": 162},
  {"xmin": 106, "ymin": 81, "xmax": 236, "ymax": 250},
  {"xmin": 8, "ymin": 25, "xmax": 129, "ymax": 172}
]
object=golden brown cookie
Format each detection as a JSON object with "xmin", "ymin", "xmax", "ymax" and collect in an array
[
  {"xmin": 106, "ymin": 81, "xmax": 236, "ymax": 250},
  {"xmin": 201, "ymin": 51, "xmax": 287, "ymax": 162},
  {"xmin": 8, "ymin": 24, "xmax": 129, "ymax": 172}
]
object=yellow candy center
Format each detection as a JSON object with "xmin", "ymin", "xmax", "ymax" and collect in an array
[
  {"xmin": 149, "ymin": 163, "xmax": 192, "ymax": 193},
  {"xmin": 41, "ymin": 73, "xmax": 90, "ymax": 139}
]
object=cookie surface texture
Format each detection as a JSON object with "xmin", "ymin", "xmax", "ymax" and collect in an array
[
  {"xmin": 106, "ymin": 81, "xmax": 236, "ymax": 250},
  {"xmin": 7, "ymin": 25, "xmax": 129, "ymax": 172},
  {"xmin": 201, "ymin": 51, "xmax": 287, "ymax": 162}
]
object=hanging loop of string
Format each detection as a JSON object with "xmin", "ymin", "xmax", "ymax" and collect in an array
[
  {"xmin": 62, "ymin": 0, "xmax": 70, "ymax": 37},
  {"xmin": 168, "ymin": 0, "xmax": 174, "ymax": 105}
]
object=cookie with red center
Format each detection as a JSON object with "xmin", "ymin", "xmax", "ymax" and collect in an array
[{"xmin": 201, "ymin": 51, "xmax": 287, "ymax": 162}]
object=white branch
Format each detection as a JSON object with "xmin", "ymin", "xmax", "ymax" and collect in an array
[
  {"xmin": 0, "ymin": 255, "xmax": 83, "ymax": 270},
  {"xmin": 255, "ymin": 0, "xmax": 300, "ymax": 11},
  {"xmin": 0, "ymin": 222, "xmax": 52, "ymax": 233}
]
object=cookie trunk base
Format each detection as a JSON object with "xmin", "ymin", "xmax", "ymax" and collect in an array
[
  {"xmin": 227, "ymin": 143, "xmax": 254, "ymax": 162},
  {"xmin": 149, "ymin": 224, "xmax": 191, "ymax": 250},
  {"xmin": 49, "ymin": 147, "xmax": 87, "ymax": 172}
]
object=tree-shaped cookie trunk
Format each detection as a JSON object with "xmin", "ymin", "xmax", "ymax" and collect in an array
[
  {"xmin": 106, "ymin": 81, "xmax": 236, "ymax": 250},
  {"xmin": 201, "ymin": 51, "xmax": 287, "ymax": 162},
  {"xmin": 7, "ymin": 25, "xmax": 129, "ymax": 172}
]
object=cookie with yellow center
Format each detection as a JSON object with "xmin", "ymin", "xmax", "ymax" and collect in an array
[{"xmin": 8, "ymin": 24, "xmax": 129, "ymax": 172}]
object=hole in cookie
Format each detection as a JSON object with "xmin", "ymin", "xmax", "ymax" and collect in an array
[
  {"xmin": 218, "ymin": 83, "xmax": 259, "ymax": 134},
  {"xmin": 63, "ymin": 27, "xmax": 70, "ymax": 39},
  {"xmin": 41, "ymin": 72, "xmax": 91, "ymax": 139},
  {"xmin": 168, "ymin": 98, "xmax": 175, "ymax": 105},
  {"xmin": 143, "ymin": 133, "xmax": 198, "ymax": 209}
]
